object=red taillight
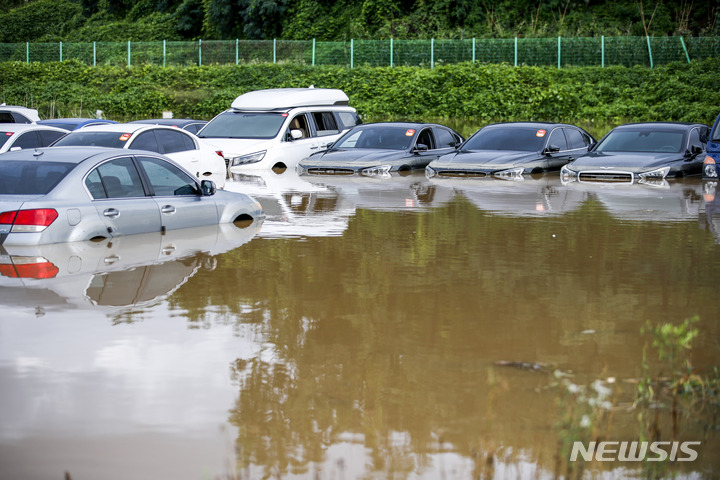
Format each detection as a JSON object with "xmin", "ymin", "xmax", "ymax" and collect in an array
[
  {"xmin": 0, "ymin": 258, "xmax": 59, "ymax": 279},
  {"xmin": 0, "ymin": 209, "xmax": 58, "ymax": 232}
]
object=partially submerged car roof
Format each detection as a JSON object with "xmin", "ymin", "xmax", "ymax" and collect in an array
[
  {"xmin": 230, "ymin": 88, "xmax": 350, "ymax": 111},
  {"xmin": 0, "ymin": 146, "xmax": 127, "ymax": 164}
]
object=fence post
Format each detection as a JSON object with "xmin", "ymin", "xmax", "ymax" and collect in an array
[
  {"xmin": 557, "ymin": 36, "xmax": 561, "ymax": 68},
  {"xmin": 236, "ymin": 39, "xmax": 239, "ymax": 65},
  {"xmin": 601, "ymin": 35, "xmax": 605, "ymax": 67},
  {"xmin": 646, "ymin": 36, "xmax": 653, "ymax": 68},
  {"xmin": 127, "ymin": 40, "xmax": 131, "ymax": 68},
  {"xmin": 472, "ymin": 37, "xmax": 475, "ymax": 63},
  {"xmin": 273, "ymin": 38, "xmax": 276, "ymax": 64},
  {"xmin": 163, "ymin": 39, "xmax": 166, "ymax": 67},
  {"xmin": 680, "ymin": 36, "xmax": 691, "ymax": 63},
  {"xmin": 199, "ymin": 39, "xmax": 202, "ymax": 66},
  {"xmin": 431, "ymin": 38, "xmax": 434, "ymax": 69},
  {"xmin": 390, "ymin": 38, "xmax": 393, "ymax": 67},
  {"xmin": 312, "ymin": 38, "xmax": 316, "ymax": 66},
  {"xmin": 350, "ymin": 39, "xmax": 354, "ymax": 68},
  {"xmin": 514, "ymin": 37, "xmax": 518, "ymax": 66},
  {"xmin": 60, "ymin": 41, "xmax": 63, "ymax": 62},
  {"xmin": 26, "ymin": 42, "xmax": 29, "ymax": 63},
  {"xmin": 93, "ymin": 41, "xmax": 97, "ymax": 66}
]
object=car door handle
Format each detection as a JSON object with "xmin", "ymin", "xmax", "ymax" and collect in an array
[
  {"xmin": 103, "ymin": 208, "xmax": 120, "ymax": 218},
  {"xmin": 161, "ymin": 205, "xmax": 176, "ymax": 214}
]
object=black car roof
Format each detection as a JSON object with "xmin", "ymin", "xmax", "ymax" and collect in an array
[
  {"xmin": 483, "ymin": 121, "xmax": 577, "ymax": 129},
  {"xmin": 612, "ymin": 122, "xmax": 704, "ymax": 130}
]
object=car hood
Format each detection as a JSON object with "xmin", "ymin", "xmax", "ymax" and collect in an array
[
  {"xmin": 568, "ymin": 152, "xmax": 684, "ymax": 172},
  {"xmin": 431, "ymin": 150, "xmax": 539, "ymax": 168},
  {"xmin": 196, "ymin": 137, "xmax": 269, "ymax": 156},
  {"xmin": 300, "ymin": 149, "xmax": 410, "ymax": 168}
]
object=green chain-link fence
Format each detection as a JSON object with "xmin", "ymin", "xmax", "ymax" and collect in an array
[{"xmin": 0, "ymin": 36, "xmax": 717, "ymax": 68}]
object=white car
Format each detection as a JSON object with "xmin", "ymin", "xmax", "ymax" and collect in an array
[
  {"xmin": 0, "ymin": 124, "xmax": 69, "ymax": 153},
  {"xmin": 198, "ymin": 87, "xmax": 361, "ymax": 171},
  {"xmin": 51, "ymin": 123, "xmax": 227, "ymax": 187},
  {"xmin": 0, "ymin": 105, "xmax": 41, "ymax": 124}
]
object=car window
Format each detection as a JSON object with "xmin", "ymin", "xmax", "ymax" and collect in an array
[
  {"xmin": 0, "ymin": 112, "xmax": 14, "ymax": 123},
  {"xmin": 564, "ymin": 128, "xmax": 588, "ymax": 149},
  {"xmin": 38, "ymin": 130, "xmax": 66, "ymax": 146},
  {"xmin": 12, "ymin": 131, "xmax": 41, "ymax": 150},
  {"xmin": 86, "ymin": 156, "xmax": 146, "ymax": 199},
  {"xmin": 433, "ymin": 127, "xmax": 459, "ymax": 148},
  {"xmin": 131, "ymin": 131, "xmax": 161, "ymax": 153},
  {"xmin": 463, "ymin": 126, "xmax": 547, "ymax": 152},
  {"xmin": 338, "ymin": 112, "xmax": 361, "ymax": 129},
  {"xmin": 52, "ymin": 131, "xmax": 128, "ymax": 148},
  {"xmin": 288, "ymin": 114, "xmax": 310, "ymax": 139},
  {"xmin": 312, "ymin": 111, "xmax": 340, "ymax": 137},
  {"xmin": 547, "ymin": 128, "xmax": 568, "ymax": 150},
  {"xmin": 416, "ymin": 128, "xmax": 435, "ymax": 149},
  {"xmin": 0, "ymin": 160, "xmax": 75, "ymax": 195},
  {"xmin": 12, "ymin": 112, "xmax": 32, "ymax": 124},
  {"xmin": 334, "ymin": 126, "xmax": 412, "ymax": 150},
  {"xmin": 155, "ymin": 129, "xmax": 193, "ymax": 154},
  {"xmin": 688, "ymin": 127, "xmax": 702, "ymax": 150},
  {"xmin": 136, "ymin": 156, "xmax": 200, "ymax": 196}
]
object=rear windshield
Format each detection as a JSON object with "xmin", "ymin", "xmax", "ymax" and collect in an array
[
  {"xmin": 0, "ymin": 161, "xmax": 76, "ymax": 195},
  {"xmin": 0, "ymin": 131, "xmax": 13, "ymax": 149},
  {"xmin": 198, "ymin": 111, "xmax": 286, "ymax": 139},
  {"xmin": 462, "ymin": 127, "xmax": 546, "ymax": 152},
  {"xmin": 597, "ymin": 129, "xmax": 686, "ymax": 153},
  {"xmin": 52, "ymin": 131, "xmax": 128, "ymax": 148}
]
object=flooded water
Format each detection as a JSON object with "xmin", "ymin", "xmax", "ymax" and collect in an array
[{"xmin": 1, "ymin": 171, "xmax": 719, "ymax": 479}]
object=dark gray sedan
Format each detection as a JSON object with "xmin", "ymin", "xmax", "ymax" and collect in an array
[
  {"xmin": 561, "ymin": 122, "xmax": 709, "ymax": 184},
  {"xmin": 0, "ymin": 147, "xmax": 264, "ymax": 246},
  {"xmin": 297, "ymin": 122, "xmax": 464, "ymax": 177}
]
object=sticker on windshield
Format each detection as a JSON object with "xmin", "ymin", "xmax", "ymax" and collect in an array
[
  {"xmin": 119, "ymin": 133, "xmax": 131, "ymax": 141},
  {"xmin": 536, "ymin": 129, "xmax": 546, "ymax": 137},
  {"xmin": 405, "ymin": 129, "xmax": 415, "ymax": 136}
]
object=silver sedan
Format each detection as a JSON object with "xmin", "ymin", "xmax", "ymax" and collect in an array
[{"xmin": 0, "ymin": 147, "xmax": 264, "ymax": 246}]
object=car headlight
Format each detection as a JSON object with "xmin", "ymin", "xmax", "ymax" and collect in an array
[
  {"xmin": 230, "ymin": 150, "xmax": 266, "ymax": 167},
  {"xmin": 638, "ymin": 166, "xmax": 670, "ymax": 179},
  {"xmin": 425, "ymin": 165, "xmax": 437, "ymax": 178},
  {"xmin": 361, "ymin": 165, "xmax": 392, "ymax": 177},
  {"xmin": 560, "ymin": 164, "xmax": 577, "ymax": 179},
  {"xmin": 494, "ymin": 167, "xmax": 525, "ymax": 178},
  {"xmin": 704, "ymin": 156, "xmax": 718, "ymax": 178}
]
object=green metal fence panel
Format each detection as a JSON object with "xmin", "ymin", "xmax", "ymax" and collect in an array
[
  {"xmin": 315, "ymin": 41, "xmax": 349, "ymax": 66},
  {"xmin": 686, "ymin": 36, "xmax": 720, "ymax": 61}
]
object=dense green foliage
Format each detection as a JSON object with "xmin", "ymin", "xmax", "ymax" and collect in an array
[
  {"xmin": 1, "ymin": 59, "xmax": 718, "ymax": 128},
  {"xmin": 0, "ymin": 0, "xmax": 717, "ymax": 42}
]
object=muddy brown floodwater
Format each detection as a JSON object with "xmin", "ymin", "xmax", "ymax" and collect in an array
[{"xmin": 1, "ymin": 170, "xmax": 719, "ymax": 479}]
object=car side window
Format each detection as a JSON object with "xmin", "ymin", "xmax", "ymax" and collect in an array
[
  {"xmin": 12, "ymin": 131, "xmax": 41, "ymax": 149},
  {"xmin": 688, "ymin": 128, "xmax": 703, "ymax": 151},
  {"xmin": 416, "ymin": 128, "xmax": 435, "ymax": 149},
  {"xmin": 156, "ymin": 129, "xmax": 194, "ymax": 154},
  {"xmin": 131, "ymin": 131, "xmax": 161, "ymax": 153},
  {"xmin": 433, "ymin": 127, "xmax": 459, "ymax": 148},
  {"xmin": 136, "ymin": 156, "xmax": 200, "ymax": 196},
  {"xmin": 564, "ymin": 128, "xmax": 588, "ymax": 149},
  {"xmin": 338, "ymin": 112, "xmax": 361, "ymax": 129},
  {"xmin": 288, "ymin": 114, "xmax": 309, "ymax": 139},
  {"xmin": 547, "ymin": 128, "xmax": 568, "ymax": 151},
  {"xmin": 12, "ymin": 112, "xmax": 32, "ymax": 123},
  {"xmin": 86, "ymin": 156, "xmax": 146, "ymax": 199},
  {"xmin": 312, "ymin": 111, "xmax": 340, "ymax": 137},
  {"xmin": 38, "ymin": 130, "xmax": 66, "ymax": 146}
]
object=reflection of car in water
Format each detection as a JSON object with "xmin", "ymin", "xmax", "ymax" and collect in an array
[
  {"xmin": 0, "ymin": 220, "xmax": 262, "ymax": 310},
  {"xmin": 224, "ymin": 169, "xmax": 356, "ymax": 238},
  {"xmin": 703, "ymin": 181, "xmax": 720, "ymax": 243},
  {"xmin": 704, "ymin": 111, "xmax": 720, "ymax": 179},
  {"xmin": 429, "ymin": 175, "xmax": 585, "ymax": 217}
]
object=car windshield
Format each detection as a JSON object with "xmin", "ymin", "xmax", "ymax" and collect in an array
[
  {"xmin": 198, "ymin": 112, "xmax": 286, "ymax": 139},
  {"xmin": 462, "ymin": 127, "xmax": 546, "ymax": 152},
  {"xmin": 333, "ymin": 126, "xmax": 414, "ymax": 150},
  {"xmin": 596, "ymin": 129, "xmax": 686, "ymax": 153},
  {"xmin": 0, "ymin": 161, "xmax": 76, "ymax": 195},
  {"xmin": 52, "ymin": 131, "xmax": 128, "ymax": 148}
]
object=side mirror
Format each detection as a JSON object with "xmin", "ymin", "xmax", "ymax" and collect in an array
[
  {"xmin": 414, "ymin": 143, "xmax": 429, "ymax": 153},
  {"xmin": 544, "ymin": 145, "xmax": 560, "ymax": 155},
  {"xmin": 201, "ymin": 180, "xmax": 216, "ymax": 196},
  {"xmin": 290, "ymin": 129, "xmax": 303, "ymax": 140},
  {"xmin": 691, "ymin": 145, "xmax": 703, "ymax": 155}
]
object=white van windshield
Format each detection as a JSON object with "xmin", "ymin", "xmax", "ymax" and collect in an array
[{"xmin": 198, "ymin": 111, "xmax": 286, "ymax": 139}]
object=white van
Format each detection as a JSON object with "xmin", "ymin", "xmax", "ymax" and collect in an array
[{"xmin": 198, "ymin": 88, "xmax": 361, "ymax": 170}]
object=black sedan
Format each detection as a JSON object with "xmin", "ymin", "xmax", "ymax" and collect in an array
[
  {"xmin": 297, "ymin": 122, "xmax": 464, "ymax": 177},
  {"xmin": 561, "ymin": 122, "xmax": 709, "ymax": 184},
  {"xmin": 425, "ymin": 122, "xmax": 595, "ymax": 179}
]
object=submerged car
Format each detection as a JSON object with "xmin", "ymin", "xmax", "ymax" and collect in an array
[
  {"xmin": 129, "ymin": 118, "xmax": 207, "ymax": 135},
  {"xmin": 562, "ymin": 122, "xmax": 709, "ymax": 183},
  {"xmin": 0, "ymin": 105, "xmax": 40, "ymax": 124},
  {"xmin": 0, "ymin": 124, "xmax": 69, "ymax": 153},
  {"xmin": 38, "ymin": 118, "xmax": 118, "ymax": 130},
  {"xmin": 198, "ymin": 87, "xmax": 361, "ymax": 170},
  {"xmin": 297, "ymin": 122, "xmax": 464, "ymax": 176},
  {"xmin": 703, "ymin": 112, "xmax": 720, "ymax": 179},
  {"xmin": 0, "ymin": 147, "xmax": 264, "ymax": 246},
  {"xmin": 425, "ymin": 122, "xmax": 595, "ymax": 179},
  {"xmin": 50, "ymin": 123, "xmax": 227, "ymax": 184}
]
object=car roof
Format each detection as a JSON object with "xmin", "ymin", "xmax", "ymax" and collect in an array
[
  {"xmin": 0, "ymin": 146, "xmax": 129, "ymax": 164},
  {"xmin": 38, "ymin": 118, "xmax": 116, "ymax": 125},
  {"xmin": 483, "ymin": 121, "xmax": 576, "ymax": 129},
  {"xmin": 130, "ymin": 118, "xmax": 205, "ymax": 126},
  {"xmin": 67, "ymin": 123, "xmax": 186, "ymax": 134},
  {"xmin": 0, "ymin": 105, "xmax": 41, "ymax": 120},
  {"xmin": 611, "ymin": 122, "xmax": 704, "ymax": 131},
  {"xmin": 230, "ymin": 88, "xmax": 350, "ymax": 111},
  {"xmin": 0, "ymin": 124, "xmax": 70, "ymax": 133},
  {"xmin": 353, "ymin": 122, "xmax": 438, "ymax": 129}
]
